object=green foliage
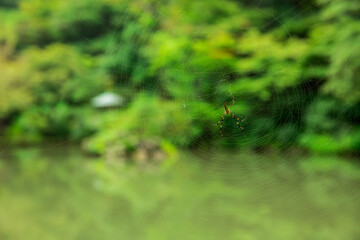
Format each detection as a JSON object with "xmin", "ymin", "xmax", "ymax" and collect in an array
[
  {"xmin": 8, "ymin": 0, "xmax": 112, "ymax": 46},
  {"xmin": 0, "ymin": 0, "xmax": 359, "ymax": 154},
  {"xmin": 0, "ymin": 43, "xmax": 103, "ymax": 141},
  {"xmin": 20, "ymin": 44, "xmax": 102, "ymax": 104},
  {"xmin": 235, "ymin": 31, "xmax": 308, "ymax": 96},
  {"xmin": 0, "ymin": 0, "xmax": 17, "ymax": 7},
  {"xmin": 276, "ymin": 124, "xmax": 299, "ymax": 148},
  {"xmin": 299, "ymin": 97, "xmax": 360, "ymax": 153},
  {"xmin": 0, "ymin": 55, "xmax": 33, "ymax": 116},
  {"xmin": 303, "ymin": 98, "xmax": 342, "ymax": 134},
  {"xmin": 7, "ymin": 104, "xmax": 97, "ymax": 142},
  {"xmin": 299, "ymin": 132, "xmax": 360, "ymax": 154},
  {"xmin": 83, "ymin": 94, "xmax": 198, "ymax": 151},
  {"xmin": 315, "ymin": 0, "xmax": 360, "ymax": 103}
]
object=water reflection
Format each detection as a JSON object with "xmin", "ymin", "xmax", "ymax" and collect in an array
[{"xmin": 0, "ymin": 147, "xmax": 359, "ymax": 240}]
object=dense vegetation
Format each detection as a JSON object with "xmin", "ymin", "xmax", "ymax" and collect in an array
[{"xmin": 0, "ymin": 0, "xmax": 359, "ymax": 155}]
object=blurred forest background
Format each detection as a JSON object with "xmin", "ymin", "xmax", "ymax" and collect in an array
[
  {"xmin": 0, "ymin": 0, "xmax": 359, "ymax": 155},
  {"xmin": 1, "ymin": 1, "xmax": 360, "ymax": 240}
]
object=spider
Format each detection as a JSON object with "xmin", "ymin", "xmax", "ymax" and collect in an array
[{"xmin": 216, "ymin": 97, "xmax": 244, "ymax": 136}]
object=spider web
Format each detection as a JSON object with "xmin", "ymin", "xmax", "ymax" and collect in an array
[{"xmin": 0, "ymin": 0, "xmax": 359, "ymax": 239}]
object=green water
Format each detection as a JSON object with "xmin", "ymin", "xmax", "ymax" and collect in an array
[{"xmin": 0, "ymin": 147, "xmax": 359, "ymax": 240}]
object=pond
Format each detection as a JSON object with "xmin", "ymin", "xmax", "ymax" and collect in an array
[{"xmin": 0, "ymin": 146, "xmax": 359, "ymax": 240}]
